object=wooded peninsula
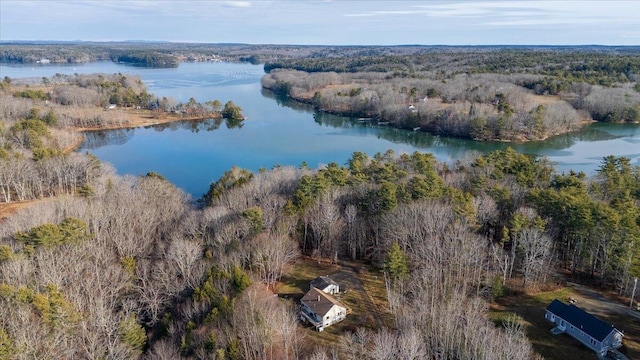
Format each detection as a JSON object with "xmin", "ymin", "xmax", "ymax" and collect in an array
[
  {"xmin": 261, "ymin": 48, "xmax": 640, "ymax": 141},
  {"xmin": 0, "ymin": 43, "xmax": 639, "ymax": 360}
]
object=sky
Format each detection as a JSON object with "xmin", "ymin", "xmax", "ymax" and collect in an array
[{"xmin": 1, "ymin": 0, "xmax": 639, "ymax": 45}]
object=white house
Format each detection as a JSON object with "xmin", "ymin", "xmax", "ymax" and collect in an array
[
  {"xmin": 310, "ymin": 276, "xmax": 340, "ymax": 295},
  {"xmin": 300, "ymin": 287, "xmax": 347, "ymax": 331},
  {"xmin": 545, "ymin": 299, "xmax": 623, "ymax": 358}
]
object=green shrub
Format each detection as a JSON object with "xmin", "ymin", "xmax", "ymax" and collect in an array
[
  {"xmin": 0, "ymin": 284, "xmax": 13, "ymax": 299},
  {"xmin": 15, "ymin": 287, "xmax": 34, "ymax": 304},
  {"xmin": 0, "ymin": 245, "xmax": 12, "ymax": 262},
  {"xmin": 0, "ymin": 328, "xmax": 16, "ymax": 359},
  {"xmin": 14, "ymin": 217, "xmax": 90, "ymax": 248},
  {"xmin": 491, "ymin": 275, "xmax": 505, "ymax": 301},
  {"xmin": 119, "ymin": 315, "xmax": 146, "ymax": 351},
  {"xmin": 241, "ymin": 206, "xmax": 264, "ymax": 233},
  {"xmin": 121, "ymin": 256, "xmax": 136, "ymax": 277},
  {"xmin": 231, "ymin": 266, "xmax": 251, "ymax": 293},
  {"xmin": 13, "ymin": 89, "xmax": 48, "ymax": 100}
]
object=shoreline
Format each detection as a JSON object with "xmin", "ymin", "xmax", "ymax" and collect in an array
[
  {"xmin": 2, "ymin": 112, "xmax": 219, "ymax": 219},
  {"xmin": 262, "ymin": 87, "xmax": 601, "ymax": 144},
  {"xmin": 65, "ymin": 110, "xmax": 222, "ymax": 153},
  {"xmin": 72, "ymin": 112, "xmax": 221, "ymax": 132}
]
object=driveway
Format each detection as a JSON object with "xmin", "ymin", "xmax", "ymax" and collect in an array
[
  {"xmin": 566, "ymin": 282, "xmax": 640, "ymax": 322},
  {"xmin": 566, "ymin": 282, "xmax": 639, "ymax": 359}
]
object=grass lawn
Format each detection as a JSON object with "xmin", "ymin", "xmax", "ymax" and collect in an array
[
  {"xmin": 357, "ymin": 267, "xmax": 396, "ymax": 327},
  {"xmin": 491, "ymin": 286, "xmax": 639, "ymax": 360},
  {"xmin": 276, "ymin": 256, "xmax": 394, "ymax": 351},
  {"xmin": 491, "ymin": 287, "xmax": 594, "ymax": 360},
  {"xmin": 278, "ymin": 257, "xmax": 640, "ymax": 359},
  {"xmin": 600, "ymin": 307, "xmax": 640, "ymax": 359},
  {"xmin": 276, "ymin": 257, "xmax": 338, "ymax": 298}
]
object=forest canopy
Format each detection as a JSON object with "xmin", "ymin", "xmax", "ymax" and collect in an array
[
  {"xmin": 261, "ymin": 48, "xmax": 640, "ymax": 141},
  {"xmin": 1, "ymin": 44, "xmax": 639, "ymax": 359}
]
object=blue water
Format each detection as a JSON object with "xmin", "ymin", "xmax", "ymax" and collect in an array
[{"xmin": 2, "ymin": 61, "xmax": 639, "ymax": 198}]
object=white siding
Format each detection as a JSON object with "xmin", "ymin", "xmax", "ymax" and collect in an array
[{"xmin": 323, "ymin": 304, "xmax": 346, "ymax": 326}]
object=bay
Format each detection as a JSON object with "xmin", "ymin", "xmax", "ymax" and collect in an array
[{"xmin": 2, "ymin": 61, "xmax": 639, "ymax": 198}]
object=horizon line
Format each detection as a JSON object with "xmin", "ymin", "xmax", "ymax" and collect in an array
[{"xmin": 1, "ymin": 40, "xmax": 639, "ymax": 47}]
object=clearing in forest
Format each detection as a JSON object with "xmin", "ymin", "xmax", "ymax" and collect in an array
[
  {"xmin": 276, "ymin": 256, "xmax": 394, "ymax": 346},
  {"xmin": 490, "ymin": 284, "xmax": 640, "ymax": 360}
]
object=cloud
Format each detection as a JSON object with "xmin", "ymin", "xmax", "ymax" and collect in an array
[
  {"xmin": 1, "ymin": 0, "xmax": 638, "ymax": 45},
  {"xmin": 343, "ymin": 1, "xmax": 639, "ymax": 31},
  {"xmin": 222, "ymin": 1, "xmax": 252, "ymax": 8},
  {"xmin": 345, "ymin": 9, "xmax": 434, "ymax": 17},
  {"xmin": 482, "ymin": 17, "xmax": 599, "ymax": 27},
  {"xmin": 344, "ymin": 1, "xmax": 549, "ymax": 19},
  {"xmin": 479, "ymin": 2, "xmax": 638, "ymax": 28}
]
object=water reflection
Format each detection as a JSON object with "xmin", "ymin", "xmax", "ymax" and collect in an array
[
  {"xmin": 148, "ymin": 118, "xmax": 243, "ymax": 133},
  {"xmin": 9, "ymin": 59, "xmax": 631, "ymax": 197},
  {"xmin": 82, "ymin": 129, "xmax": 135, "ymax": 149},
  {"xmin": 260, "ymin": 88, "xmax": 315, "ymax": 113},
  {"xmin": 302, "ymin": 100, "xmax": 640, "ymax": 159},
  {"xmin": 313, "ymin": 112, "xmax": 361, "ymax": 128},
  {"xmin": 82, "ymin": 117, "xmax": 245, "ymax": 148}
]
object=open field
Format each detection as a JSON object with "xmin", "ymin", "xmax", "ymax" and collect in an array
[
  {"xmin": 276, "ymin": 256, "xmax": 394, "ymax": 349},
  {"xmin": 491, "ymin": 284, "xmax": 640, "ymax": 360},
  {"xmin": 278, "ymin": 256, "xmax": 640, "ymax": 360}
]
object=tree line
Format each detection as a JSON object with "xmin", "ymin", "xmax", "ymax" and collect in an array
[
  {"xmin": 2, "ymin": 141, "xmax": 637, "ymax": 358},
  {"xmin": 264, "ymin": 48, "xmax": 640, "ymax": 84},
  {"xmin": 110, "ymin": 50, "xmax": 179, "ymax": 68},
  {"xmin": 261, "ymin": 59, "xmax": 639, "ymax": 141},
  {"xmin": 5, "ymin": 42, "xmax": 638, "ymax": 73},
  {"xmin": 1, "ymin": 42, "xmax": 425, "ymax": 65},
  {"xmin": 0, "ymin": 74, "xmax": 244, "ymax": 205},
  {"xmin": 0, "ymin": 52, "xmax": 638, "ymax": 358}
]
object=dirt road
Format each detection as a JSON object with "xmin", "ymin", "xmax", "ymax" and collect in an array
[{"xmin": 567, "ymin": 282, "xmax": 640, "ymax": 322}]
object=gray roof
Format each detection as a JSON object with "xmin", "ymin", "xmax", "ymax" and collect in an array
[
  {"xmin": 310, "ymin": 276, "xmax": 338, "ymax": 290},
  {"xmin": 546, "ymin": 299, "xmax": 620, "ymax": 342}
]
